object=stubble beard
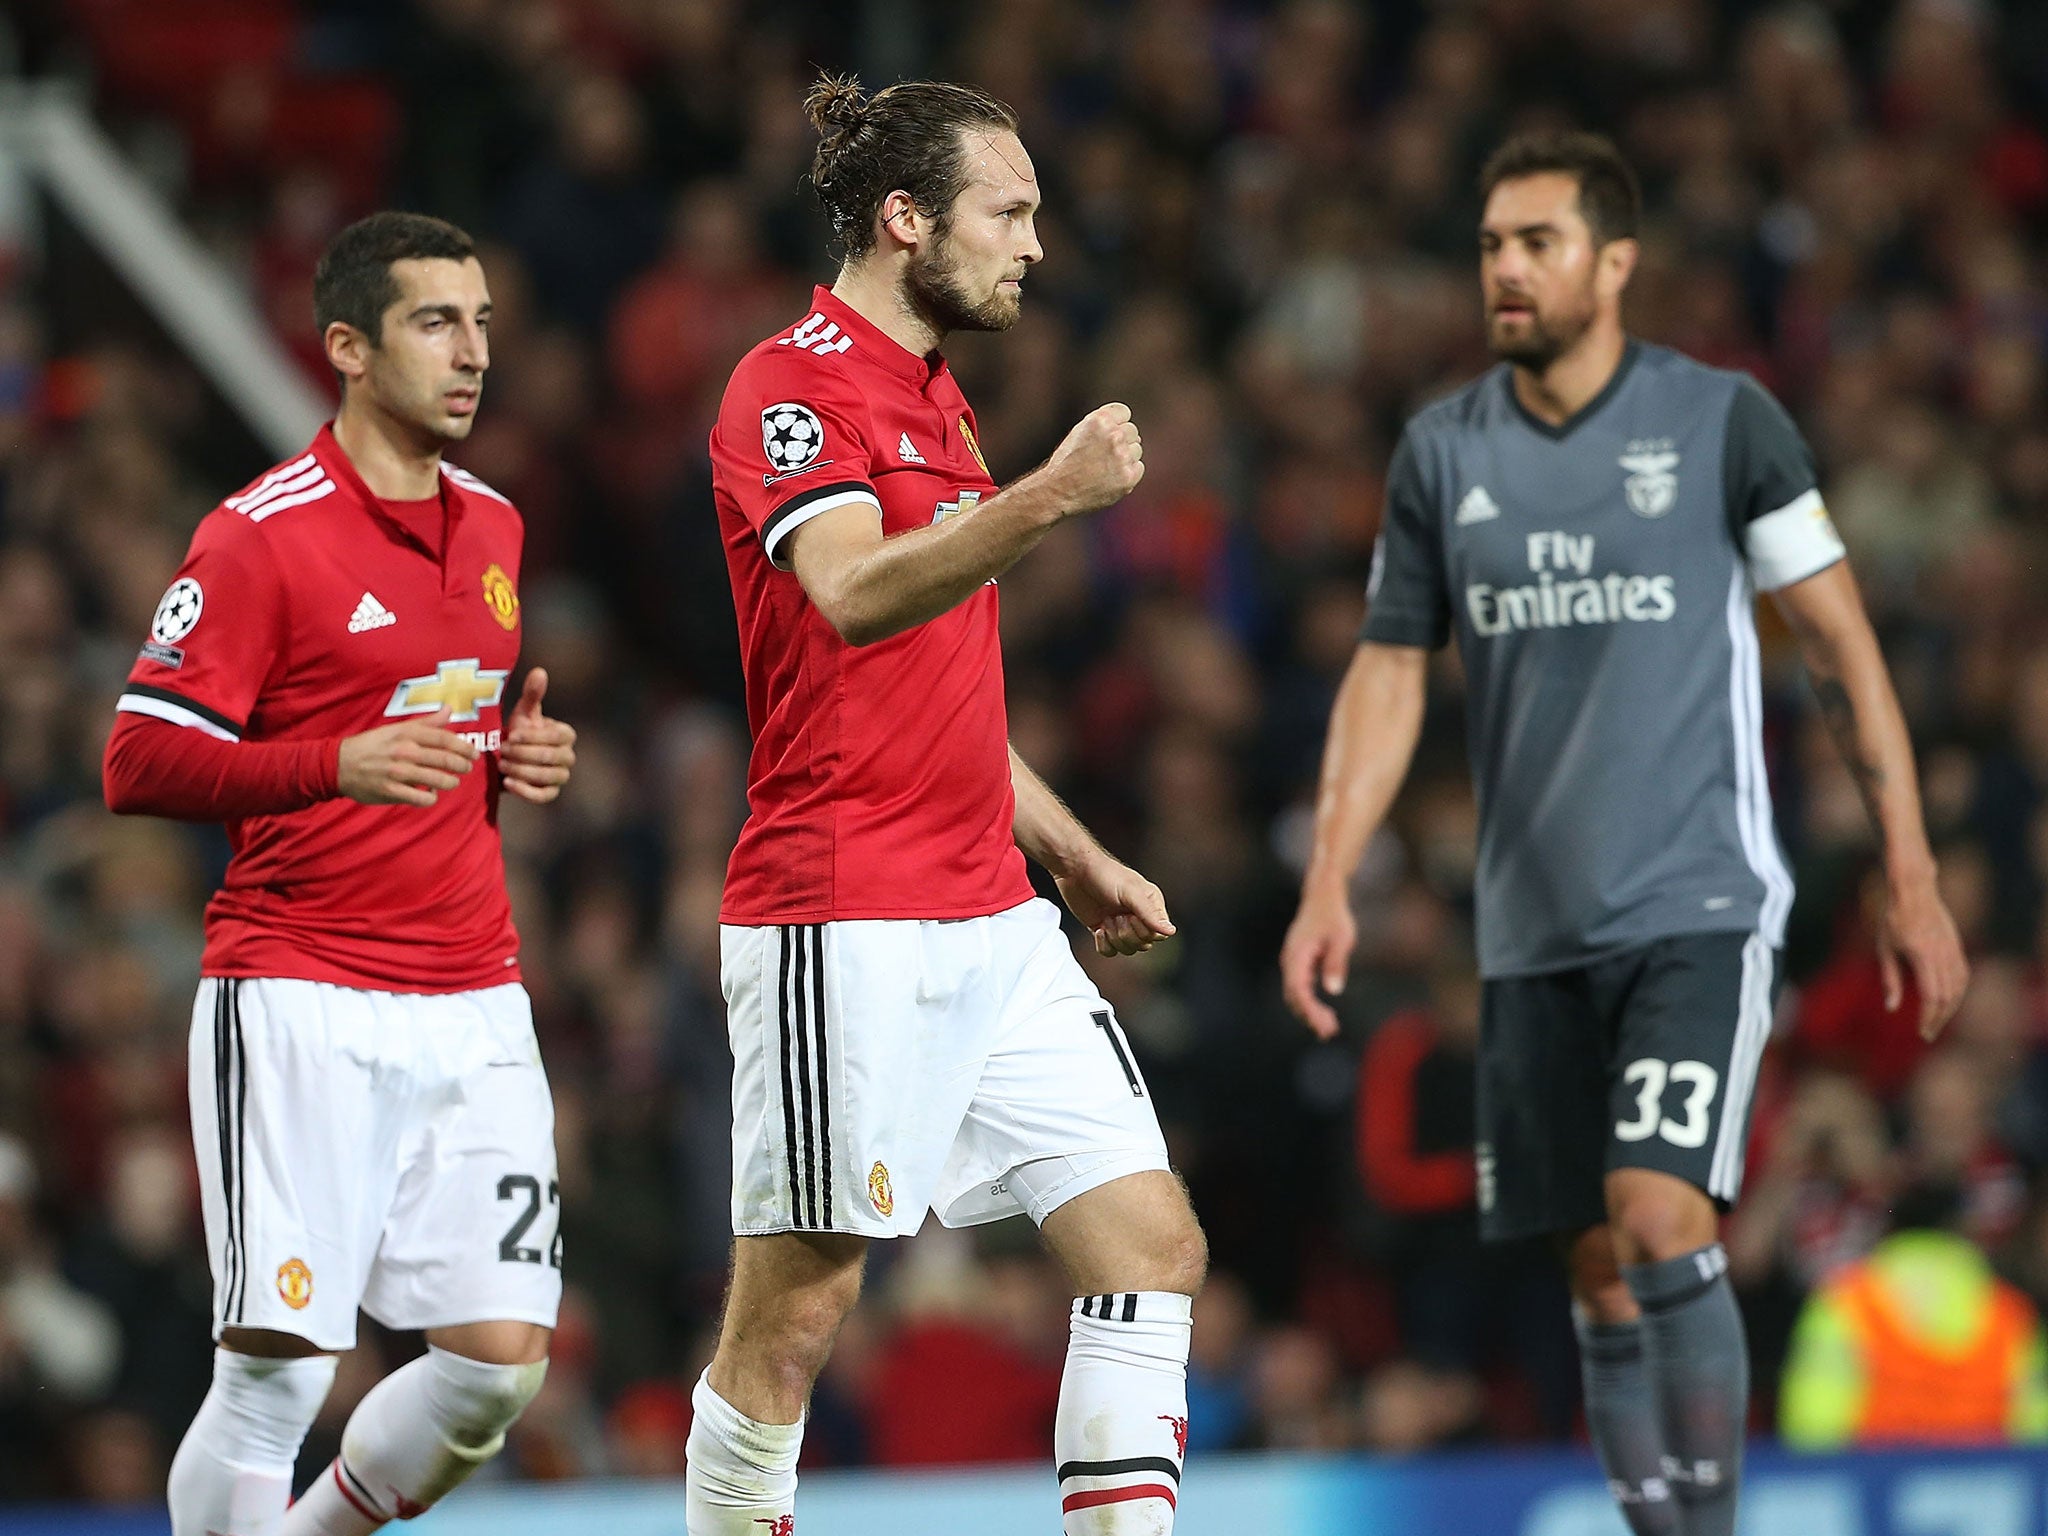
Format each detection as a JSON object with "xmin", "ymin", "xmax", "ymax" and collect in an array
[
  {"xmin": 410, "ymin": 379, "xmax": 481, "ymax": 445},
  {"xmin": 905, "ymin": 233, "xmax": 1020, "ymax": 338},
  {"xmin": 1487, "ymin": 289, "xmax": 1596, "ymax": 370}
]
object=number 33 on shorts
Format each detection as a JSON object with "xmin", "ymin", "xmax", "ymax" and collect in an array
[{"xmin": 1614, "ymin": 1057, "xmax": 1720, "ymax": 1148}]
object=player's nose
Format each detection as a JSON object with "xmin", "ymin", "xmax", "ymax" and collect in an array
[{"xmin": 455, "ymin": 320, "xmax": 489, "ymax": 372}]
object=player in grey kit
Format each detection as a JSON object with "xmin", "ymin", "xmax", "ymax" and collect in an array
[{"xmin": 1281, "ymin": 132, "xmax": 1969, "ymax": 1536}]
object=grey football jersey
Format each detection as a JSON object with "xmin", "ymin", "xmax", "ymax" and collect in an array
[{"xmin": 1363, "ymin": 341, "xmax": 1846, "ymax": 977}]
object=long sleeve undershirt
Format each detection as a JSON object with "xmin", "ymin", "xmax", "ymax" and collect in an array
[{"xmin": 103, "ymin": 713, "xmax": 341, "ymax": 820}]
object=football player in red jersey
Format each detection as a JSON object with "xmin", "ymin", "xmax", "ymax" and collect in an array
[
  {"xmin": 103, "ymin": 213, "xmax": 576, "ymax": 1536},
  {"xmin": 695, "ymin": 76, "xmax": 1206, "ymax": 1535}
]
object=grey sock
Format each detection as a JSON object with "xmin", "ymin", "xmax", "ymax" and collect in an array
[
  {"xmin": 1575, "ymin": 1312, "xmax": 1682, "ymax": 1536},
  {"xmin": 1623, "ymin": 1244, "xmax": 1747, "ymax": 1536}
]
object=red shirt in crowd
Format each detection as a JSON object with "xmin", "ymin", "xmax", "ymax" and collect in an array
[
  {"xmin": 1356, "ymin": 1009, "xmax": 1477, "ymax": 1216},
  {"xmin": 710, "ymin": 286, "xmax": 1033, "ymax": 924},
  {"xmin": 104, "ymin": 424, "xmax": 526, "ymax": 992}
]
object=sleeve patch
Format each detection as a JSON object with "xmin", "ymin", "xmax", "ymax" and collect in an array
[
  {"xmin": 762, "ymin": 402, "xmax": 829, "ymax": 481},
  {"xmin": 151, "ymin": 578, "xmax": 205, "ymax": 644},
  {"xmin": 1746, "ymin": 489, "xmax": 1846, "ymax": 591}
]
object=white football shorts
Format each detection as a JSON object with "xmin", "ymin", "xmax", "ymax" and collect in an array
[
  {"xmin": 721, "ymin": 896, "xmax": 1173, "ymax": 1237},
  {"xmin": 189, "ymin": 977, "xmax": 562, "ymax": 1350}
]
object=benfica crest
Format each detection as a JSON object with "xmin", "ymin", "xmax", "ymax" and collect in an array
[{"xmin": 1619, "ymin": 441, "xmax": 1679, "ymax": 518}]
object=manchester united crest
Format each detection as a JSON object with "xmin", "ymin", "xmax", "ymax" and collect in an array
[
  {"xmin": 868, "ymin": 1161, "xmax": 894, "ymax": 1218},
  {"xmin": 958, "ymin": 416, "xmax": 989, "ymax": 477},
  {"xmin": 277, "ymin": 1257, "xmax": 314, "ymax": 1310},
  {"xmin": 481, "ymin": 563, "xmax": 519, "ymax": 630}
]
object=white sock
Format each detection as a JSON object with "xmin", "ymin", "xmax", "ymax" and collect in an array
[
  {"xmin": 685, "ymin": 1370, "xmax": 803, "ymax": 1535},
  {"xmin": 167, "ymin": 1348, "xmax": 337, "ymax": 1536},
  {"xmin": 281, "ymin": 1347, "xmax": 547, "ymax": 1535},
  {"xmin": 1056, "ymin": 1292, "xmax": 1193, "ymax": 1535}
]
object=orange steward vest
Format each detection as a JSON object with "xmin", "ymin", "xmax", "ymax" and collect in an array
[{"xmin": 1837, "ymin": 1264, "xmax": 2033, "ymax": 1442}]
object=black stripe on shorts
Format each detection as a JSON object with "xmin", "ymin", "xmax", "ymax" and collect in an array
[{"xmin": 777, "ymin": 927, "xmax": 803, "ymax": 1224}]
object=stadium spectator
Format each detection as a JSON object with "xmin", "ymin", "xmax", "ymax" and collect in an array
[{"xmin": 1778, "ymin": 1185, "xmax": 2048, "ymax": 1449}]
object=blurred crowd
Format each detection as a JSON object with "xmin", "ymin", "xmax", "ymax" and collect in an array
[{"xmin": 1, "ymin": 0, "xmax": 2047, "ymax": 1505}]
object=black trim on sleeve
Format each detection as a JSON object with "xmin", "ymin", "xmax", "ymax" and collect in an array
[
  {"xmin": 121, "ymin": 683, "xmax": 245, "ymax": 738},
  {"xmin": 1359, "ymin": 428, "xmax": 1452, "ymax": 649},
  {"xmin": 760, "ymin": 479, "xmax": 879, "ymax": 556}
]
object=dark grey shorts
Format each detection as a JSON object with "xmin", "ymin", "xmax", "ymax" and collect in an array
[{"xmin": 1475, "ymin": 931, "xmax": 1779, "ymax": 1243}]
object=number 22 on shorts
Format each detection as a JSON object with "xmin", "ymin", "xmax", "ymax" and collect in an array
[{"xmin": 1614, "ymin": 1058, "xmax": 1719, "ymax": 1149}]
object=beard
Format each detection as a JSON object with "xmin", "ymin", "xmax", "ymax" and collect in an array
[
  {"xmin": 905, "ymin": 235, "xmax": 1021, "ymax": 337},
  {"xmin": 1486, "ymin": 289, "xmax": 1596, "ymax": 369}
]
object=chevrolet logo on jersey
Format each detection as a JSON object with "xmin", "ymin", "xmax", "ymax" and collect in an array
[
  {"xmin": 385, "ymin": 658, "xmax": 509, "ymax": 723},
  {"xmin": 933, "ymin": 489, "xmax": 982, "ymax": 523}
]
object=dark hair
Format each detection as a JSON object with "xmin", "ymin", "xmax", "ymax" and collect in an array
[
  {"xmin": 804, "ymin": 73, "xmax": 1019, "ymax": 260},
  {"xmin": 1479, "ymin": 130, "xmax": 1641, "ymax": 247},
  {"xmin": 313, "ymin": 211, "xmax": 477, "ymax": 344}
]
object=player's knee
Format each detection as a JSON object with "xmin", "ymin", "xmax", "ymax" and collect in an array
[
  {"xmin": 1570, "ymin": 1270, "xmax": 1638, "ymax": 1323},
  {"xmin": 790, "ymin": 1281, "xmax": 861, "ymax": 1348},
  {"xmin": 425, "ymin": 1347, "xmax": 548, "ymax": 1453},
  {"xmin": 1561, "ymin": 1226, "xmax": 1636, "ymax": 1320},
  {"xmin": 1161, "ymin": 1218, "xmax": 1209, "ymax": 1297},
  {"xmin": 1605, "ymin": 1179, "xmax": 1714, "ymax": 1265},
  {"xmin": 759, "ymin": 1272, "xmax": 863, "ymax": 1376}
]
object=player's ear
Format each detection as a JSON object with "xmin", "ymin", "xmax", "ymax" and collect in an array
[
  {"xmin": 1597, "ymin": 236, "xmax": 1639, "ymax": 302},
  {"xmin": 324, "ymin": 321, "xmax": 371, "ymax": 388},
  {"xmin": 877, "ymin": 190, "xmax": 925, "ymax": 254}
]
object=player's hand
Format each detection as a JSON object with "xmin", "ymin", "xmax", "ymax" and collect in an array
[
  {"xmin": 498, "ymin": 667, "xmax": 577, "ymax": 806},
  {"xmin": 1038, "ymin": 403, "xmax": 1144, "ymax": 516},
  {"xmin": 337, "ymin": 709, "xmax": 477, "ymax": 807},
  {"xmin": 1878, "ymin": 866, "xmax": 1969, "ymax": 1041},
  {"xmin": 1281, "ymin": 886, "xmax": 1356, "ymax": 1042},
  {"xmin": 1054, "ymin": 852, "xmax": 1175, "ymax": 957}
]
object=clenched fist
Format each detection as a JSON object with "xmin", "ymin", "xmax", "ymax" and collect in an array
[{"xmin": 1038, "ymin": 403, "xmax": 1144, "ymax": 516}]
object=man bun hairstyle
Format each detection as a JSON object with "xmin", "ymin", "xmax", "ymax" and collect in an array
[
  {"xmin": 1479, "ymin": 130, "xmax": 1642, "ymax": 247},
  {"xmin": 804, "ymin": 73, "xmax": 1018, "ymax": 260},
  {"xmin": 314, "ymin": 210, "xmax": 477, "ymax": 345}
]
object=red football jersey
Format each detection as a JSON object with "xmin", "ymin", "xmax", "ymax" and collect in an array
[
  {"xmin": 711, "ymin": 286, "xmax": 1033, "ymax": 923},
  {"xmin": 117, "ymin": 425, "xmax": 526, "ymax": 991}
]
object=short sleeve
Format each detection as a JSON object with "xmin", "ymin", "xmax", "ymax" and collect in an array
[
  {"xmin": 117, "ymin": 514, "xmax": 287, "ymax": 741},
  {"xmin": 1724, "ymin": 376, "xmax": 1844, "ymax": 592},
  {"xmin": 1360, "ymin": 429, "xmax": 1451, "ymax": 649},
  {"xmin": 716, "ymin": 363, "xmax": 881, "ymax": 570}
]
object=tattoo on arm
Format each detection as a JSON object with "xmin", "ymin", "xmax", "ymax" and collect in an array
[{"xmin": 1812, "ymin": 673, "xmax": 1888, "ymax": 851}]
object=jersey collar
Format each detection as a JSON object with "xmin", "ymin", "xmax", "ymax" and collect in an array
[
  {"xmin": 1504, "ymin": 338, "xmax": 1641, "ymax": 441},
  {"xmin": 810, "ymin": 285, "xmax": 951, "ymax": 388},
  {"xmin": 311, "ymin": 421, "xmax": 458, "ymax": 558}
]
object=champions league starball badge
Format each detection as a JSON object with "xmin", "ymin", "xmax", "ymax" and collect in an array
[
  {"xmin": 152, "ymin": 577, "xmax": 205, "ymax": 644},
  {"xmin": 762, "ymin": 402, "xmax": 826, "ymax": 476}
]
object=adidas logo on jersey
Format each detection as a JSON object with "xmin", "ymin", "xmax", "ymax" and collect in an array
[
  {"xmin": 897, "ymin": 432, "xmax": 927, "ymax": 465},
  {"xmin": 347, "ymin": 592, "xmax": 397, "ymax": 633},
  {"xmin": 1456, "ymin": 485, "xmax": 1501, "ymax": 525}
]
